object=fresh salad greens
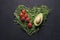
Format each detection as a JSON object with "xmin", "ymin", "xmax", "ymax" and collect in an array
[{"xmin": 14, "ymin": 5, "xmax": 50, "ymax": 36}]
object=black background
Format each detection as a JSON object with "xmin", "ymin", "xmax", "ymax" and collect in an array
[{"xmin": 0, "ymin": 0, "xmax": 60, "ymax": 40}]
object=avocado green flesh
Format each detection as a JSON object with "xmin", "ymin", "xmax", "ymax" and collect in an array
[{"xmin": 34, "ymin": 13, "xmax": 43, "ymax": 26}]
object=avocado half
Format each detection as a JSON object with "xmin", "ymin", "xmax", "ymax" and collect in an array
[{"xmin": 34, "ymin": 13, "xmax": 43, "ymax": 26}]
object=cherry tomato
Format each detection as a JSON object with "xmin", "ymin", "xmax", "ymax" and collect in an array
[
  {"xmin": 21, "ymin": 9, "xmax": 26, "ymax": 14},
  {"xmin": 25, "ymin": 13, "xmax": 28, "ymax": 18},
  {"xmin": 21, "ymin": 17, "xmax": 25, "ymax": 21},
  {"xmin": 28, "ymin": 22, "xmax": 32, "ymax": 29},
  {"xmin": 20, "ymin": 12, "xmax": 24, "ymax": 18},
  {"xmin": 25, "ymin": 17, "xmax": 30, "ymax": 23}
]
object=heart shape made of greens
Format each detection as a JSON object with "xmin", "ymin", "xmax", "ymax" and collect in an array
[{"xmin": 14, "ymin": 5, "xmax": 50, "ymax": 36}]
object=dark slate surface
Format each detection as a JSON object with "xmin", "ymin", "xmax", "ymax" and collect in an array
[{"xmin": 0, "ymin": 0, "xmax": 60, "ymax": 40}]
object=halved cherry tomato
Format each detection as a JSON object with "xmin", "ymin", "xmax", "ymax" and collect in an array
[
  {"xmin": 21, "ymin": 9, "xmax": 26, "ymax": 14},
  {"xmin": 20, "ymin": 12, "xmax": 24, "ymax": 18},
  {"xmin": 25, "ymin": 13, "xmax": 28, "ymax": 18},
  {"xmin": 28, "ymin": 22, "xmax": 32, "ymax": 29},
  {"xmin": 25, "ymin": 17, "xmax": 30, "ymax": 23}
]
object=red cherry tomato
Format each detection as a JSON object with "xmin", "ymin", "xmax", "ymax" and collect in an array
[
  {"xmin": 21, "ymin": 9, "xmax": 26, "ymax": 14},
  {"xmin": 25, "ymin": 17, "xmax": 30, "ymax": 23},
  {"xmin": 21, "ymin": 17, "xmax": 25, "ymax": 21},
  {"xmin": 28, "ymin": 22, "xmax": 32, "ymax": 29},
  {"xmin": 25, "ymin": 13, "xmax": 28, "ymax": 18},
  {"xmin": 20, "ymin": 12, "xmax": 24, "ymax": 18}
]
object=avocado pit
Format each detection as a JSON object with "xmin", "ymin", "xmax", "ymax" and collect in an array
[{"xmin": 36, "ymin": 16, "xmax": 41, "ymax": 24}]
